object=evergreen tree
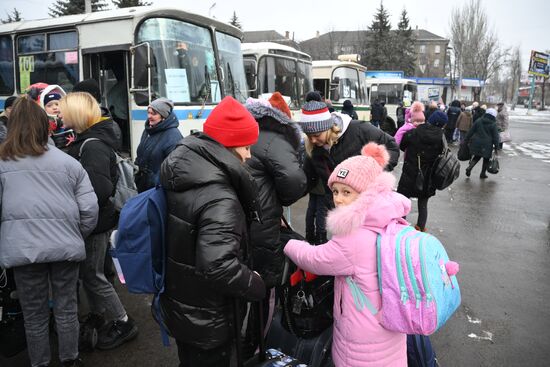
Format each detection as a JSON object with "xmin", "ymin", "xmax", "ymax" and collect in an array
[
  {"xmin": 229, "ymin": 11, "xmax": 242, "ymax": 30},
  {"xmin": 394, "ymin": 8, "xmax": 417, "ymax": 76},
  {"xmin": 2, "ymin": 8, "xmax": 22, "ymax": 23},
  {"xmin": 49, "ymin": 0, "xmax": 107, "ymax": 17},
  {"xmin": 367, "ymin": 2, "xmax": 392, "ymax": 70},
  {"xmin": 112, "ymin": 0, "xmax": 151, "ymax": 8}
]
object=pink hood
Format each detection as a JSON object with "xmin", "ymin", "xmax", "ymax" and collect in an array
[{"xmin": 327, "ymin": 172, "xmax": 411, "ymax": 236}]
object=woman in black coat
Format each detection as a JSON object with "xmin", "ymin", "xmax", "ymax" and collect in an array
[
  {"xmin": 397, "ymin": 110, "xmax": 447, "ymax": 232},
  {"xmin": 159, "ymin": 97, "xmax": 265, "ymax": 367},
  {"xmin": 245, "ymin": 94, "xmax": 307, "ymax": 288},
  {"xmin": 300, "ymin": 101, "xmax": 399, "ymax": 203},
  {"xmin": 465, "ymin": 108, "xmax": 500, "ymax": 179}
]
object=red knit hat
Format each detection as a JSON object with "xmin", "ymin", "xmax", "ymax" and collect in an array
[
  {"xmin": 268, "ymin": 92, "xmax": 291, "ymax": 118},
  {"xmin": 204, "ymin": 96, "xmax": 259, "ymax": 148}
]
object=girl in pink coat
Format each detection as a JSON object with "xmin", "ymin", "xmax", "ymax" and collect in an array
[
  {"xmin": 284, "ymin": 143, "xmax": 410, "ymax": 367},
  {"xmin": 394, "ymin": 101, "xmax": 425, "ymax": 146}
]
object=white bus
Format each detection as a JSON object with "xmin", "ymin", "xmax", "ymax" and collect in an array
[
  {"xmin": 365, "ymin": 77, "xmax": 417, "ymax": 134},
  {"xmin": 242, "ymin": 42, "xmax": 312, "ymax": 113},
  {"xmin": 0, "ymin": 6, "xmax": 248, "ymax": 158},
  {"xmin": 312, "ymin": 59, "xmax": 369, "ymax": 120}
]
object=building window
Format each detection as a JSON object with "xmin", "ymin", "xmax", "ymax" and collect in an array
[
  {"xmin": 435, "ymin": 45, "xmax": 441, "ymax": 54},
  {"xmin": 434, "ymin": 59, "xmax": 440, "ymax": 68},
  {"xmin": 419, "ymin": 45, "xmax": 426, "ymax": 54}
]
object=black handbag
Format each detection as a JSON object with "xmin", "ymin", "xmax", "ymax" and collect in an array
[
  {"xmin": 487, "ymin": 150, "xmax": 500, "ymax": 174},
  {"xmin": 415, "ymin": 155, "xmax": 424, "ymax": 192},
  {"xmin": 431, "ymin": 136, "xmax": 461, "ymax": 190},
  {"xmin": 457, "ymin": 142, "xmax": 471, "ymax": 161}
]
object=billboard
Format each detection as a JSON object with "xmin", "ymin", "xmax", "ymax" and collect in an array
[{"xmin": 528, "ymin": 50, "xmax": 549, "ymax": 78}]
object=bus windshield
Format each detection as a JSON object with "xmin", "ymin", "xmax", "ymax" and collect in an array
[
  {"xmin": 369, "ymin": 83, "xmax": 403, "ymax": 105},
  {"xmin": 137, "ymin": 17, "xmax": 219, "ymax": 104},
  {"xmin": 215, "ymin": 32, "xmax": 248, "ymax": 103}
]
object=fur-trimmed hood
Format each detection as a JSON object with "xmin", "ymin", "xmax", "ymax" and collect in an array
[
  {"xmin": 246, "ymin": 101, "xmax": 302, "ymax": 150},
  {"xmin": 327, "ymin": 172, "xmax": 411, "ymax": 236}
]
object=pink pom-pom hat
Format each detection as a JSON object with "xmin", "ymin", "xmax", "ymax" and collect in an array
[{"xmin": 328, "ymin": 143, "xmax": 389, "ymax": 193}]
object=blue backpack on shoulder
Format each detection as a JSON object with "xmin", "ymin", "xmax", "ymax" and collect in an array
[{"xmin": 113, "ymin": 185, "xmax": 170, "ymax": 345}]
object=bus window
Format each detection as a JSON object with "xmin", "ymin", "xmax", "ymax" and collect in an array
[
  {"xmin": 137, "ymin": 18, "xmax": 219, "ymax": 105},
  {"xmin": 0, "ymin": 35, "xmax": 14, "ymax": 95},
  {"xmin": 297, "ymin": 61, "xmax": 312, "ymax": 106},
  {"xmin": 16, "ymin": 31, "xmax": 79, "ymax": 93},
  {"xmin": 258, "ymin": 56, "xmax": 298, "ymax": 106},
  {"xmin": 216, "ymin": 31, "xmax": 248, "ymax": 103},
  {"xmin": 370, "ymin": 83, "xmax": 403, "ymax": 105},
  {"xmin": 331, "ymin": 67, "xmax": 360, "ymax": 104},
  {"xmin": 243, "ymin": 58, "xmax": 257, "ymax": 93}
]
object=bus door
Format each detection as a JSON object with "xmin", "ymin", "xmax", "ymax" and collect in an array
[{"xmin": 82, "ymin": 50, "xmax": 131, "ymax": 152}]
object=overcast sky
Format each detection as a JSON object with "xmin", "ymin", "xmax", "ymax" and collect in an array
[{"xmin": 2, "ymin": 0, "xmax": 548, "ymax": 68}]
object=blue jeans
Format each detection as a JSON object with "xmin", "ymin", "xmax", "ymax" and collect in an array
[
  {"xmin": 13, "ymin": 261, "xmax": 80, "ymax": 366},
  {"xmin": 80, "ymin": 231, "xmax": 126, "ymax": 321}
]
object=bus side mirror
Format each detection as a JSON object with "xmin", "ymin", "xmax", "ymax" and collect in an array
[{"xmin": 130, "ymin": 42, "xmax": 153, "ymax": 105}]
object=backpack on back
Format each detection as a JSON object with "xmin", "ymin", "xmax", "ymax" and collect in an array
[
  {"xmin": 79, "ymin": 138, "xmax": 138, "ymax": 212},
  {"xmin": 346, "ymin": 220, "xmax": 461, "ymax": 336},
  {"xmin": 113, "ymin": 185, "xmax": 170, "ymax": 344}
]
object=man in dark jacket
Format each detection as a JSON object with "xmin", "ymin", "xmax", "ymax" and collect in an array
[
  {"xmin": 160, "ymin": 97, "xmax": 265, "ymax": 367},
  {"xmin": 370, "ymin": 99, "xmax": 384, "ymax": 127},
  {"xmin": 445, "ymin": 100, "xmax": 462, "ymax": 143},
  {"xmin": 0, "ymin": 96, "xmax": 15, "ymax": 142},
  {"xmin": 245, "ymin": 93, "xmax": 307, "ymax": 288}
]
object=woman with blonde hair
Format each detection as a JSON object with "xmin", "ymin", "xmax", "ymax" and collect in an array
[
  {"xmin": 0, "ymin": 97, "xmax": 98, "ymax": 367},
  {"xmin": 300, "ymin": 100, "xmax": 399, "ymax": 209},
  {"xmin": 59, "ymin": 92, "xmax": 138, "ymax": 351}
]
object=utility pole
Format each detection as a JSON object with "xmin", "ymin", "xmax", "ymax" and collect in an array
[{"xmin": 85, "ymin": 0, "xmax": 92, "ymax": 13}]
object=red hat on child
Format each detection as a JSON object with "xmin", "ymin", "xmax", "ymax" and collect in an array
[
  {"xmin": 268, "ymin": 92, "xmax": 291, "ymax": 118},
  {"xmin": 204, "ymin": 96, "xmax": 259, "ymax": 148}
]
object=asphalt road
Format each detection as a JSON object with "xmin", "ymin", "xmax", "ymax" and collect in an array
[{"xmin": 3, "ymin": 112, "xmax": 550, "ymax": 367}]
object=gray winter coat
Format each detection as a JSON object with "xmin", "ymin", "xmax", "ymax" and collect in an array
[{"xmin": 0, "ymin": 145, "xmax": 99, "ymax": 268}]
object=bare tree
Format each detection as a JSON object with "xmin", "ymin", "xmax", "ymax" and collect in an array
[
  {"xmin": 449, "ymin": 0, "xmax": 507, "ymax": 100},
  {"xmin": 508, "ymin": 46, "xmax": 522, "ymax": 110}
]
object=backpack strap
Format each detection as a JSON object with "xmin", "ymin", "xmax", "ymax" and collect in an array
[{"xmin": 78, "ymin": 137, "xmax": 101, "ymax": 159}]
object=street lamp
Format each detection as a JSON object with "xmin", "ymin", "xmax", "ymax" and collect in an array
[
  {"xmin": 446, "ymin": 46, "xmax": 455, "ymax": 101},
  {"xmin": 208, "ymin": 3, "xmax": 216, "ymax": 18}
]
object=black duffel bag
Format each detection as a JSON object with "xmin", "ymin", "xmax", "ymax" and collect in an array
[
  {"xmin": 431, "ymin": 136, "xmax": 460, "ymax": 190},
  {"xmin": 0, "ymin": 268, "xmax": 27, "ymax": 358},
  {"xmin": 457, "ymin": 142, "xmax": 471, "ymax": 161}
]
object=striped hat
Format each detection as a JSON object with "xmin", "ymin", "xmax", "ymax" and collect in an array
[{"xmin": 299, "ymin": 101, "xmax": 335, "ymax": 134}]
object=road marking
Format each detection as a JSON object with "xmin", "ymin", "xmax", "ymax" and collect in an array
[{"xmin": 468, "ymin": 331, "xmax": 494, "ymax": 342}]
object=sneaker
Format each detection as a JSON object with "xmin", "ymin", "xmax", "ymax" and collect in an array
[
  {"xmin": 480, "ymin": 173, "xmax": 488, "ymax": 179},
  {"xmin": 62, "ymin": 358, "xmax": 83, "ymax": 366},
  {"xmin": 96, "ymin": 317, "xmax": 138, "ymax": 350}
]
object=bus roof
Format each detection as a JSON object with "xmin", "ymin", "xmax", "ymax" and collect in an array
[
  {"xmin": 241, "ymin": 42, "xmax": 311, "ymax": 61},
  {"xmin": 0, "ymin": 6, "xmax": 243, "ymax": 38},
  {"xmin": 365, "ymin": 77, "xmax": 417, "ymax": 84},
  {"xmin": 312, "ymin": 60, "xmax": 367, "ymax": 71}
]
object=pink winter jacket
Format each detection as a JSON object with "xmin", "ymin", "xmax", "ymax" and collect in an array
[
  {"xmin": 284, "ymin": 172, "xmax": 411, "ymax": 367},
  {"xmin": 394, "ymin": 122, "xmax": 416, "ymax": 146}
]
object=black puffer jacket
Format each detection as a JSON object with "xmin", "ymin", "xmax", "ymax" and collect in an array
[
  {"xmin": 67, "ymin": 118, "xmax": 118, "ymax": 234},
  {"xmin": 397, "ymin": 123, "xmax": 444, "ymax": 198},
  {"xmin": 159, "ymin": 133, "xmax": 266, "ymax": 349},
  {"xmin": 465, "ymin": 113, "xmax": 499, "ymax": 158},
  {"xmin": 304, "ymin": 119, "xmax": 399, "ymax": 203},
  {"xmin": 246, "ymin": 102, "xmax": 307, "ymax": 288}
]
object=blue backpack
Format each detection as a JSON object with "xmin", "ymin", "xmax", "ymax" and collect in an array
[{"xmin": 113, "ymin": 185, "xmax": 170, "ymax": 345}]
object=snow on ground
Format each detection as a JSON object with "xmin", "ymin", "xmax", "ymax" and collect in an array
[{"xmin": 508, "ymin": 106, "xmax": 550, "ymax": 123}]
